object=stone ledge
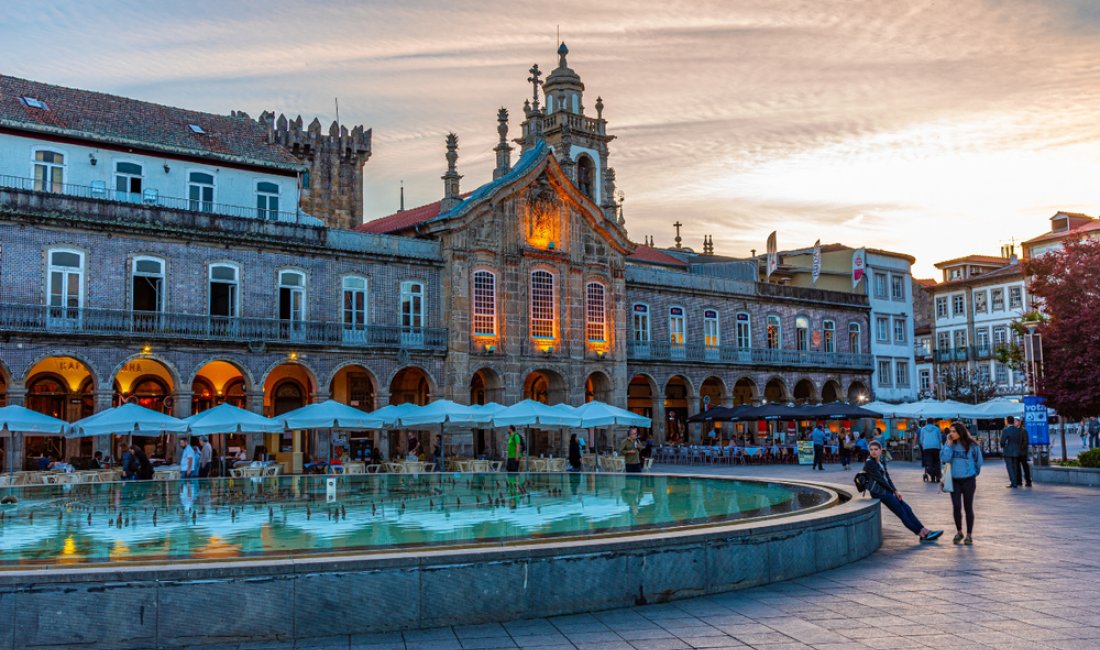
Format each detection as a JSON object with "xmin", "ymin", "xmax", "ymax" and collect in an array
[{"xmin": 1034, "ymin": 465, "xmax": 1100, "ymax": 487}]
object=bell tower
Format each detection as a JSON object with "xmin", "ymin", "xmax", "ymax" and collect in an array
[{"xmin": 517, "ymin": 43, "xmax": 618, "ymax": 222}]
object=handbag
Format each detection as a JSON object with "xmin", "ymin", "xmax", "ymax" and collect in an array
[{"xmin": 941, "ymin": 460, "xmax": 954, "ymax": 493}]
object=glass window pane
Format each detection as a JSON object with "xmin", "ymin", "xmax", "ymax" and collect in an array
[{"xmin": 51, "ymin": 251, "xmax": 81, "ymax": 268}]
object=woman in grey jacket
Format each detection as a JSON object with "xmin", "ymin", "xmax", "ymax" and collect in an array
[{"xmin": 942, "ymin": 421, "xmax": 984, "ymax": 545}]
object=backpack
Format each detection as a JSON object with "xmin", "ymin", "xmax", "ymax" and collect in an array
[{"xmin": 853, "ymin": 471, "xmax": 870, "ymax": 495}]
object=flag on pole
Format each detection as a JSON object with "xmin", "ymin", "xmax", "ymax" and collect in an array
[
  {"xmin": 766, "ymin": 231, "xmax": 778, "ymax": 279},
  {"xmin": 852, "ymin": 248, "xmax": 866, "ymax": 288},
  {"xmin": 811, "ymin": 240, "xmax": 821, "ymax": 285}
]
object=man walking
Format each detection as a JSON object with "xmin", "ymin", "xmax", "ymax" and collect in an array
[
  {"xmin": 1088, "ymin": 416, "xmax": 1100, "ymax": 450},
  {"xmin": 198, "ymin": 436, "xmax": 214, "ymax": 478},
  {"xmin": 811, "ymin": 423, "xmax": 826, "ymax": 471},
  {"xmin": 1013, "ymin": 417, "xmax": 1032, "ymax": 488},
  {"xmin": 1001, "ymin": 417, "xmax": 1025, "ymax": 488},
  {"xmin": 918, "ymin": 419, "xmax": 944, "ymax": 483},
  {"xmin": 178, "ymin": 437, "xmax": 198, "ymax": 479},
  {"xmin": 505, "ymin": 425, "xmax": 523, "ymax": 473}
]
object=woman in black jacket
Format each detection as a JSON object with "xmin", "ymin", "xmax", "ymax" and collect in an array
[
  {"xmin": 864, "ymin": 441, "xmax": 942, "ymax": 542},
  {"xmin": 568, "ymin": 434, "xmax": 582, "ymax": 471}
]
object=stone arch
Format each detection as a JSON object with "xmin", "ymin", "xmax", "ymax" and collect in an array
[
  {"xmin": 329, "ymin": 363, "xmax": 379, "ymax": 411},
  {"xmin": 793, "ymin": 378, "xmax": 817, "ymax": 404},
  {"xmin": 20, "ymin": 350, "xmax": 102, "ymax": 387},
  {"xmin": 469, "ymin": 366, "xmax": 504, "ymax": 405},
  {"xmin": 258, "ymin": 359, "xmax": 320, "ymax": 396},
  {"xmin": 847, "ymin": 380, "xmax": 869, "ymax": 403},
  {"xmin": 664, "ymin": 374, "xmax": 693, "ymax": 444},
  {"xmin": 389, "ymin": 366, "xmax": 435, "ymax": 405},
  {"xmin": 764, "ymin": 376, "xmax": 788, "ymax": 403},
  {"xmin": 186, "ymin": 355, "xmax": 256, "ymax": 392},
  {"xmin": 190, "ymin": 359, "xmax": 253, "ymax": 414},
  {"xmin": 732, "ymin": 377, "xmax": 758, "ymax": 406},
  {"xmin": 821, "ymin": 379, "xmax": 842, "ymax": 403},
  {"xmin": 523, "ymin": 368, "xmax": 567, "ymax": 405},
  {"xmin": 584, "ymin": 370, "xmax": 613, "ymax": 403},
  {"xmin": 107, "ymin": 354, "xmax": 182, "ymax": 395},
  {"xmin": 627, "ymin": 374, "xmax": 658, "ymax": 429}
]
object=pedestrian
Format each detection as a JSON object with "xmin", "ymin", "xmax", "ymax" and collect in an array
[
  {"xmin": 1012, "ymin": 417, "xmax": 1032, "ymax": 487},
  {"xmin": 862, "ymin": 440, "xmax": 943, "ymax": 542},
  {"xmin": 839, "ymin": 428, "xmax": 853, "ymax": 470},
  {"xmin": 1000, "ymin": 417, "xmax": 1026, "ymax": 488},
  {"xmin": 119, "ymin": 444, "xmax": 136, "ymax": 480},
  {"xmin": 198, "ymin": 436, "xmax": 213, "ymax": 478},
  {"xmin": 406, "ymin": 433, "xmax": 421, "ymax": 462},
  {"xmin": 855, "ymin": 435, "xmax": 869, "ymax": 462},
  {"xmin": 131, "ymin": 443, "xmax": 153, "ymax": 480},
  {"xmin": 505, "ymin": 425, "xmax": 523, "ymax": 472},
  {"xmin": 178, "ymin": 437, "xmax": 198, "ymax": 479},
  {"xmin": 941, "ymin": 421, "xmax": 983, "ymax": 545},
  {"xmin": 432, "ymin": 434, "xmax": 443, "ymax": 470},
  {"xmin": 811, "ymin": 423, "xmax": 826, "ymax": 470},
  {"xmin": 1088, "ymin": 416, "xmax": 1100, "ymax": 450},
  {"xmin": 621, "ymin": 427, "xmax": 642, "ymax": 473},
  {"xmin": 568, "ymin": 433, "xmax": 582, "ymax": 471},
  {"xmin": 918, "ymin": 419, "xmax": 944, "ymax": 483},
  {"xmin": 1078, "ymin": 420, "xmax": 1088, "ymax": 449}
]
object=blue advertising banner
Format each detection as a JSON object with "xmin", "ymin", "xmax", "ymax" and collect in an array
[{"xmin": 1024, "ymin": 396, "xmax": 1050, "ymax": 445}]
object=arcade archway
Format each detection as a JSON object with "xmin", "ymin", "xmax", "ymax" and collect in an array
[
  {"xmin": 764, "ymin": 377, "xmax": 787, "ymax": 403},
  {"xmin": 793, "ymin": 379, "xmax": 817, "ymax": 404},
  {"xmin": 822, "ymin": 380, "xmax": 842, "ymax": 403},
  {"xmin": 699, "ymin": 376, "xmax": 727, "ymax": 443},
  {"xmin": 664, "ymin": 375, "xmax": 692, "ymax": 444},
  {"xmin": 523, "ymin": 369, "xmax": 566, "ymax": 405},
  {"xmin": 469, "ymin": 368, "xmax": 503, "ymax": 406},
  {"xmin": 627, "ymin": 374, "xmax": 656, "ymax": 437},
  {"xmin": 192, "ymin": 360, "xmax": 249, "ymax": 414},
  {"xmin": 732, "ymin": 377, "xmax": 757, "ymax": 406},
  {"xmin": 847, "ymin": 380, "xmax": 869, "ymax": 403},
  {"xmin": 23, "ymin": 356, "xmax": 96, "ymax": 468},
  {"xmin": 262, "ymin": 363, "xmax": 316, "ymax": 469},
  {"xmin": 389, "ymin": 367, "xmax": 431, "ymax": 406},
  {"xmin": 584, "ymin": 371, "xmax": 612, "ymax": 403}
]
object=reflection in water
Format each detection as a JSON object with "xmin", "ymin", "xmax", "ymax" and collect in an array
[{"xmin": 0, "ymin": 474, "xmax": 832, "ymax": 566}]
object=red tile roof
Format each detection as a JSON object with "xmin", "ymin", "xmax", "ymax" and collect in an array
[
  {"xmin": 0, "ymin": 74, "xmax": 299, "ymax": 170},
  {"xmin": 356, "ymin": 193, "xmax": 472, "ymax": 234},
  {"xmin": 933, "ymin": 254, "xmax": 1009, "ymax": 268},
  {"xmin": 1024, "ymin": 217, "xmax": 1100, "ymax": 246},
  {"xmin": 914, "ymin": 278, "xmax": 937, "ymax": 288},
  {"xmin": 626, "ymin": 245, "xmax": 689, "ymax": 267}
]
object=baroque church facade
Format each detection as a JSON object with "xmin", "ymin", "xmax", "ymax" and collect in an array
[{"xmin": 0, "ymin": 45, "xmax": 871, "ymax": 467}]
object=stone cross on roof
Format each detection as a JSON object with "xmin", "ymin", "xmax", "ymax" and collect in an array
[
  {"xmin": 527, "ymin": 64, "xmax": 543, "ymax": 108},
  {"xmin": 673, "ymin": 221, "xmax": 683, "ymax": 249}
]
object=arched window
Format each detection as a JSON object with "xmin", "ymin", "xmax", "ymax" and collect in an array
[
  {"xmin": 47, "ymin": 248, "xmax": 84, "ymax": 325},
  {"xmin": 279, "ymin": 270, "xmax": 306, "ymax": 322},
  {"xmin": 795, "ymin": 316, "xmax": 810, "ymax": 351},
  {"xmin": 576, "ymin": 155, "xmax": 595, "ymax": 199},
  {"xmin": 342, "ymin": 276, "xmax": 368, "ymax": 333},
  {"xmin": 766, "ymin": 315, "xmax": 781, "ymax": 349},
  {"xmin": 115, "ymin": 161, "xmax": 142, "ymax": 200},
  {"xmin": 849, "ymin": 322, "xmax": 862, "ymax": 353},
  {"xmin": 472, "ymin": 270, "xmax": 497, "ymax": 336},
  {"xmin": 132, "ymin": 256, "xmax": 165, "ymax": 313},
  {"xmin": 585, "ymin": 282, "xmax": 606, "ymax": 342},
  {"xmin": 735, "ymin": 312, "xmax": 751, "ymax": 349},
  {"xmin": 33, "ymin": 149, "xmax": 65, "ymax": 193},
  {"xmin": 256, "ymin": 181, "xmax": 280, "ymax": 220},
  {"xmin": 823, "ymin": 320, "xmax": 836, "ymax": 353},
  {"xmin": 530, "ymin": 270, "xmax": 555, "ymax": 339},
  {"xmin": 188, "ymin": 171, "xmax": 215, "ymax": 212}
]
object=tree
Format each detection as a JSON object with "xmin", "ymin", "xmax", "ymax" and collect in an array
[
  {"xmin": 1024, "ymin": 237, "xmax": 1100, "ymax": 419},
  {"xmin": 936, "ymin": 365, "xmax": 998, "ymax": 404}
]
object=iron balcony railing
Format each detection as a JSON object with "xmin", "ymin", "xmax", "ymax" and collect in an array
[
  {"xmin": 934, "ymin": 347, "xmax": 971, "ymax": 362},
  {"xmin": 0, "ymin": 303, "xmax": 447, "ymax": 350},
  {"xmin": 0, "ymin": 174, "xmax": 305, "ymax": 224},
  {"xmin": 626, "ymin": 340, "xmax": 873, "ymax": 369}
]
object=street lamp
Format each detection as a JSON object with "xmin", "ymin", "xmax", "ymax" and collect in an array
[{"xmin": 1021, "ymin": 320, "xmax": 1054, "ymax": 462}]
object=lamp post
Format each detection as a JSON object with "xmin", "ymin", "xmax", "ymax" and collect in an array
[{"xmin": 1021, "ymin": 320, "xmax": 1055, "ymax": 463}]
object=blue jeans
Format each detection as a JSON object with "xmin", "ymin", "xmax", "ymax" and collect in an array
[{"xmin": 875, "ymin": 489, "xmax": 925, "ymax": 536}]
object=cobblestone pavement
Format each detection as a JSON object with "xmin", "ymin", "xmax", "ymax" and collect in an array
[{"xmin": 190, "ymin": 461, "xmax": 1100, "ymax": 650}]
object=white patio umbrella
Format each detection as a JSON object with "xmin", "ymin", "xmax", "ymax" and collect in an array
[
  {"xmin": 573, "ymin": 401, "xmax": 653, "ymax": 471},
  {"xmin": 278, "ymin": 400, "xmax": 387, "ymax": 468},
  {"xmin": 368, "ymin": 403, "xmax": 423, "ymax": 427},
  {"xmin": 492, "ymin": 400, "xmax": 583, "ymax": 469},
  {"xmin": 970, "ymin": 398, "xmax": 1024, "ymax": 419},
  {"xmin": 67, "ymin": 403, "xmax": 188, "ymax": 437},
  {"xmin": 184, "ymin": 403, "xmax": 284, "ymax": 436},
  {"xmin": 0, "ymin": 405, "xmax": 68, "ymax": 484},
  {"xmin": 396, "ymin": 400, "xmax": 496, "ymax": 471}
]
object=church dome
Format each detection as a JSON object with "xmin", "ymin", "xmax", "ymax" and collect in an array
[{"xmin": 544, "ymin": 42, "xmax": 584, "ymax": 91}]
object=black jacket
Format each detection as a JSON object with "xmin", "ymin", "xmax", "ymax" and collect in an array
[{"xmin": 862, "ymin": 457, "xmax": 897, "ymax": 496}]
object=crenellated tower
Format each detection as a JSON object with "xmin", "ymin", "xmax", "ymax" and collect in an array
[
  {"xmin": 258, "ymin": 111, "xmax": 372, "ymax": 230},
  {"xmin": 516, "ymin": 43, "xmax": 617, "ymax": 221}
]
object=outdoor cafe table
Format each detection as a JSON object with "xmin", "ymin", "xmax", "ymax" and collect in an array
[{"xmin": 599, "ymin": 456, "xmax": 626, "ymax": 472}]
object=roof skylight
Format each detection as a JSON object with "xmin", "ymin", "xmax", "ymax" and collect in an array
[
  {"xmin": 188, "ymin": 124, "xmax": 206, "ymax": 134},
  {"xmin": 20, "ymin": 96, "xmax": 48, "ymax": 110}
]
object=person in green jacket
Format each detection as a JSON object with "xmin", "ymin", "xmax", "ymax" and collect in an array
[
  {"xmin": 621, "ymin": 427, "xmax": 642, "ymax": 473},
  {"xmin": 506, "ymin": 425, "xmax": 523, "ymax": 472}
]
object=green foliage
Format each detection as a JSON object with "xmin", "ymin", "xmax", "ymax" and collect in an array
[
  {"xmin": 1077, "ymin": 449, "xmax": 1100, "ymax": 468},
  {"xmin": 1054, "ymin": 459, "xmax": 1080, "ymax": 467}
]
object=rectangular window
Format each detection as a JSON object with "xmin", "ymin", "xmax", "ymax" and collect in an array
[
  {"xmin": 401, "ymin": 281, "xmax": 425, "ymax": 347},
  {"xmin": 342, "ymin": 276, "xmax": 368, "ymax": 331},
  {"xmin": 937, "ymin": 331, "xmax": 951, "ymax": 352},
  {"xmin": 848, "ymin": 323, "xmax": 861, "ymax": 353},
  {"xmin": 131, "ymin": 257, "xmax": 164, "ymax": 324},
  {"xmin": 736, "ymin": 313, "xmax": 751, "ymax": 349},
  {"xmin": 189, "ymin": 172, "xmax": 215, "ymax": 212},
  {"xmin": 935, "ymin": 297, "xmax": 948, "ymax": 319},
  {"xmin": 991, "ymin": 288, "xmax": 1004, "ymax": 311},
  {"xmin": 919, "ymin": 369, "xmax": 931, "ymax": 392},
  {"xmin": 875, "ymin": 316, "xmax": 889, "ymax": 343},
  {"xmin": 278, "ymin": 270, "xmax": 306, "ymax": 323},
  {"xmin": 954, "ymin": 329, "xmax": 967, "ymax": 350},
  {"xmin": 632, "ymin": 304, "xmax": 650, "ymax": 344},
  {"xmin": 586, "ymin": 283, "xmax": 606, "ymax": 342},
  {"xmin": 977, "ymin": 364, "xmax": 991, "ymax": 385},
  {"xmin": 669, "ymin": 307, "xmax": 686, "ymax": 346},
  {"xmin": 974, "ymin": 290, "xmax": 987, "ymax": 313},
  {"xmin": 823, "ymin": 320, "xmax": 836, "ymax": 353},
  {"xmin": 703, "ymin": 309, "xmax": 720, "ymax": 348},
  {"xmin": 767, "ymin": 316, "xmax": 781, "ymax": 349},
  {"xmin": 115, "ymin": 162, "xmax": 142, "ymax": 201},
  {"xmin": 34, "ymin": 150, "xmax": 65, "ymax": 193},
  {"xmin": 208, "ymin": 264, "xmax": 238, "ymax": 318},
  {"xmin": 995, "ymin": 362, "xmax": 1008, "ymax": 384},
  {"xmin": 256, "ymin": 182, "xmax": 280, "ymax": 220},
  {"xmin": 890, "ymin": 275, "xmax": 905, "ymax": 300},
  {"xmin": 874, "ymin": 272, "xmax": 888, "ymax": 299},
  {"xmin": 877, "ymin": 359, "xmax": 893, "ymax": 387},
  {"xmin": 952, "ymin": 294, "xmax": 965, "ymax": 317},
  {"xmin": 472, "ymin": 271, "xmax": 496, "ymax": 336},
  {"xmin": 47, "ymin": 249, "xmax": 83, "ymax": 324},
  {"xmin": 529, "ymin": 271, "xmax": 554, "ymax": 339},
  {"xmin": 993, "ymin": 326, "xmax": 1007, "ymax": 345},
  {"xmin": 895, "ymin": 360, "xmax": 910, "ymax": 387},
  {"xmin": 975, "ymin": 327, "xmax": 990, "ymax": 355},
  {"xmin": 893, "ymin": 316, "xmax": 906, "ymax": 344},
  {"xmin": 1009, "ymin": 286, "xmax": 1023, "ymax": 309}
]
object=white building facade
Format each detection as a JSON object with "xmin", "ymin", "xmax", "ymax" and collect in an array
[{"xmin": 865, "ymin": 251, "xmax": 918, "ymax": 401}]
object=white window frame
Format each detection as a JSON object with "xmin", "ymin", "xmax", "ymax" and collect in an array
[
  {"xmin": 278, "ymin": 269, "xmax": 307, "ymax": 324},
  {"xmin": 208, "ymin": 263, "xmax": 240, "ymax": 318},
  {"xmin": 952, "ymin": 294, "xmax": 965, "ymax": 317},
  {"xmin": 585, "ymin": 281, "xmax": 607, "ymax": 342},
  {"xmin": 892, "ymin": 316, "xmax": 906, "ymax": 344},
  {"xmin": 874, "ymin": 272, "xmax": 888, "ymax": 299},
  {"xmin": 890, "ymin": 275, "xmax": 905, "ymax": 301},
  {"xmin": 529, "ymin": 270, "xmax": 555, "ymax": 339},
  {"xmin": 875, "ymin": 316, "xmax": 889, "ymax": 343},
  {"xmin": 1009, "ymin": 286, "xmax": 1023, "ymax": 309},
  {"xmin": 973, "ymin": 290, "xmax": 987, "ymax": 313},
  {"xmin": 32, "ymin": 147, "xmax": 66, "ymax": 193},
  {"xmin": 735, "ymin": 312, "xmax": 752, "ymax": 349},
  {"xmin": 895, "ymin": 360, "xmax": 910, "ymax": 387},
  {"xmin": 188, "ymin": 170, "xmax": 216, "ymax": 213},
  {"xmin": 631, "ymin": 303, "xmax": 651, "ymax": 344},
  {"xmin": 703, "ymin": 309, "xmax": 720, "ymax": 349},
  {"xmin": 114, "ymin": 160, "xmax": 143, "ymax": 201},
  {"xmin": 400, "ymin": 280, "xmax": 424, "ymax": 331},
  {"xmin": 935, "ymin": 297, "xmax": 948, "ymax": 319},
  {"xmin": 342, "ymin": 275, "xmax": 368, "ymax": 332},
  {"xmin": 472, "ymin": 270, "xmax": 497, "ymax": 336},
  {"xmin": 822, "ymin": 319, "xmax": 836, "ymax": 353},
  {"xmin": 795, "ymin": 316, "xmax": 810, "ymax": 351},
  {"xmin": 669, "ymin": 307, "xmax": 686, "ymax": 346},
  {"xmin": 919, "ymin": 369, "xmax": 931, "ymax": 392},
  {"xmin": 877, "ymin": 359, "xmax": 893, "ymax": 387},
  {"xmin": 46, "ymin": 247, "xmax": 84, "ymax": 324},
  {"xmin": 991, "ymin": 288, "xmax": 1004, "ymax": 311},
  {"xmin": 256, "ymin": 181, "xmax": 280, "ymax": 220},
  {"xmin": 131, "ymin": 255, "xmax": 166, "ymax": 313},
  {"xmin": 937, "ymin": 331, "xmax": 951, "ymax": 351},
  {"xmin": 767, "ymin": 315, "xmax": 782, "ymax": 349},
  {"xmin": 848, "ymin": 322, "xmax": 861, "ymax": 353}
]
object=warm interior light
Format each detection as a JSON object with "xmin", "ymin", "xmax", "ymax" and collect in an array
[
  {"xmin": 141, "ymin": 344, "xmax": 153, "ymax": 355},
  {"xmin": 287, "ymin": 351, "xmax": 299, "ymax": 362}
]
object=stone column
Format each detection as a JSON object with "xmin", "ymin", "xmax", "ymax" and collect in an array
[
  {"xmin": 375, "ymin": 389, "xmax": 391, "ymax": 459},
  {"xmin": 88, "ymin": 390, "xmax": 114, "ymax": 460},
  {"xmin": 6, "ymin": 385, "xmax": 26, "ymax": 471},
  {"xmin": 174, "ymin": 390, "xmax": 193, "ymax": 419},
  {"xmin": 652, "ymin": 399, "xmax": 666, "ymax": 445}
]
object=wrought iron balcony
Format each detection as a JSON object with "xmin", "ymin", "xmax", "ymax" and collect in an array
[
  {"xmin": 626, "ymin": 340, "xmax": 873, "ymax": 369},
  {"xmin": 933, "ymin": 347, "xmax": 970, "ymax": 362},
  {"xmin": 0, "ymin": 303, "xmax": 447, "ymax": 351},
  {"xmin": 0, "ymin": 173, "xmax": 306, "ymax": 224}
]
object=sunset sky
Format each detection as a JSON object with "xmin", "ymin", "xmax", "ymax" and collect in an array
[{"xmin": 6, "ymin": 0, "xmax": 1100, "ymax": 276}]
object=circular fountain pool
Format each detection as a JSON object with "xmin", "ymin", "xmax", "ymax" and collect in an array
[{"xmin": 0, "ymin": 473, "xmax": 834, "ymax": 566}]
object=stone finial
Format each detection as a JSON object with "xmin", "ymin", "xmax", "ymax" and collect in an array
[
  {"xmin": 557, "ymin": 42, "xmax": 569, "ymax": 69},
  {"xmin": 703, "ymin": 235, "xmax": 714, "ymax": 256},
  {"xmin": 329, "ymin": 120, "xmax": 340, "ymax": 138},
  {"xmin": 527, "ymin": 63, "xmax": 543, "ymax": 109},
  {"xmin": 441, "ymin": 133, "xmax": 463, "ymax": 212},
  {"xmin": 494, "ymin": 107, "xmax": 513, "ymax": 180},
  {"xmin": 673, "ymin": 221, "xmax": 683, "ymax": 249},
  {"xmin": 595, "ymin": 96, "xmax": 604, "ymax": 120}
]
